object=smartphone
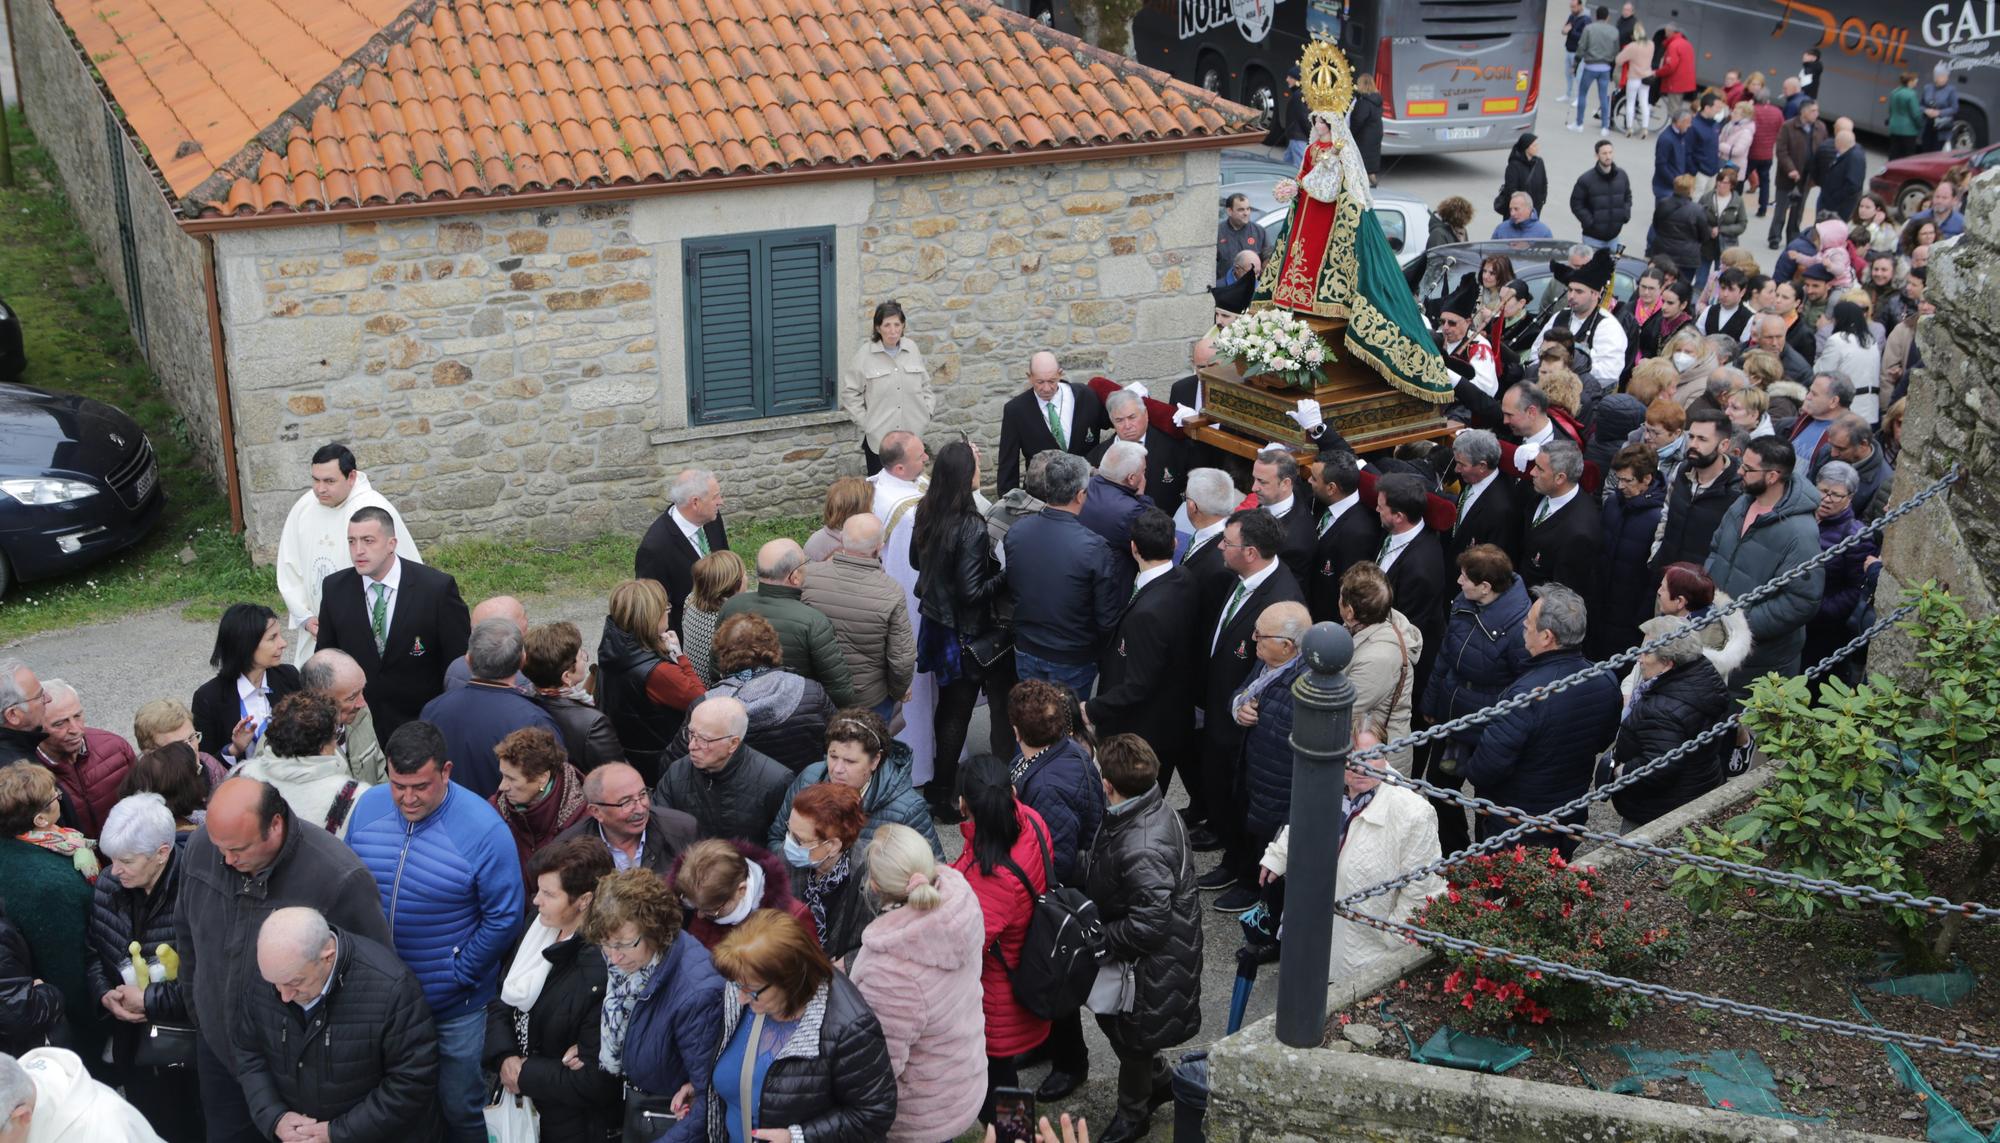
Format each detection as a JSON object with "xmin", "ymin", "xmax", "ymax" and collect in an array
[{"xmin": 991, "ymin": 1087, "xmax": 1037, "ymax": 1143}]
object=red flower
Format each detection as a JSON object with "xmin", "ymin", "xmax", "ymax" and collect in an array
[
  {"xmin": 1622, "ymin": 899, "xmax": 1634, "ymax": 911},
  {"xmin": 1511, "ymin": 847, "xmax": 1528, "ymax": 865},
  {"xmin": 1443, "ymin": 970, "xmax": 1466, "ymax": 993},
  {"xmin": 1461, "ymin": 992, "xmax": 1478, "ymax": 1010},
  {"xmin": 1338, "ymin": 1013, "xmax": 1353, "ymax": 1026},
  {"xmin": 1397, "ymin": 979, "xmax": 1409, "ymax": 991}
]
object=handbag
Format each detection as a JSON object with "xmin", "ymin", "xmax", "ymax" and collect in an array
[
  {"xmin": 483, "ymin": 1091, "xmax": 539, "ymax": 1143},
  {"xmin": 962, "ymin": 626, "xmax": 1013, "ymax": 669},
  {"xmin": 130, "ymin": 1022, "xmax": 196, "ymax": 1070},
  {"xmin": 621, "ymin": 1084, "xmax": 679, "ymax": 1143}
]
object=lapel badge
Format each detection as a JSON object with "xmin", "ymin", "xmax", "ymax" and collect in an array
[{"xmin": 410, "ymin": 636, "xmax": 426, "ymax": 657}]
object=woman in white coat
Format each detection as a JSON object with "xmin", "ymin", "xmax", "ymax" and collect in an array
[
  {"xmin": 1260, "ymin": 730, "xmax": 1445, "ymax": 978},
  {"xmin": 840, "ymin": 301, "xmax": 935, "ymax": 475},
  {"xmin": 1813, "ymin": 299, "xmax": 1883, "ymax": 424}
]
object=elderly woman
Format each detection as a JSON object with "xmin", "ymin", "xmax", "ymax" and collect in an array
[
  {"xmin": 190, "ymin": 602, "xmax": 300, "ymax": 764},
  {"xmin": 85, "ymin": 793, "xmax": 200, "ymax": 1141},
  {"xmin": 705, "ymin": 911, "xmax": 897, "ymax": 1143},
  {"xmin": 484, "ymin": 837, "xmax": 621, "ymax": 1143},
  {"xmin": 1591, "ymin": 444, "xmax": 1667, "ymax": 659},
  {"xmin": 1662, "ymin": 326, "xmax": 1717, "ymax": 407},
  {"xmin": 767, "ymin": 709, "xmax": 941, "ymax": 858},
  {"xmin": 521, "ymin": 621, "xmax": 622, "ymax": 772},
  {"xmin": 783, "ymin": 782, "xmax": 872, "ymax": 964},
  {"xmin": 806, "ymin": 478, "xmax": 876, "ymax": 564},
  {"xmin": 849, "ymin": 822, "xmax": 986, "ymax": 1143},
  {"xmin": 1725, "ymin": 385, "xmax": 1774, "ymax": 439},
  {"xmin": 841, "ymin": 299, "xmax": 934, "ymax": 476},
  {"xmin": 598, "ymin": 578, "xmax": 707, "ymax": 785},
  {"xmin": 491, "ymin": 727, "xmax": 589, "ymax": 895},
  {"xmin": 131, "ymin": 699, "xmax": 227, "ymax": 789},
  {"xmin": 585, "ymin": 866, "xmax": 725, "ymax": 1142},
  {"xmin": 1608, "ymin": 616, "xmax": 1731, "ymax": 832},
  {"xmin": 678, "ymin": 613, "xmax": 835, "ymax": 771},
  {"xmin": 1260, "ymin": 729, "xmax": 1445, "ymax": 976},
  {"xmin": 684, "ymin": 551, "xmax": 752, "ymax": 689},
  {"xmin": 1418, "ymin": 544, "xmax": 1534, "ymax": 855},
  {"xmin": 1636, "ymin": 563, "xmax": 1754, "ymax": 697},
  {"xmin": 1338, "ymin": 568, "xmax": 1421, "ymax": 775},
  {"xmin": 116, "ymin": 744, "xmax": 213, "ymax": 832},
  {"xmin": 1233, "ymin": 602, "xmax": 1313, "ymax": 913},
  {"xmin": 1803, "ymin": 460, "xmax": 1879, "ymax": 683},
  {"xmin": 231, "ymin": 692, "xmax": 366, "ymax": 837},
  {"xmin": 669, "ymin": 837, "xmax": 818, "ymax": 950},
  {"xmin": 0, "ymin": 765, "xmax": 97, "ymax": 1061}
]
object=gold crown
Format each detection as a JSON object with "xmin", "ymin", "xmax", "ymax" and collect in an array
[{"xmin": 1299, "ymin": 41, "xmax": 1355, "ymax": 118}]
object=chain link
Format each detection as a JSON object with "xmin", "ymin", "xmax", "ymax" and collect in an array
[
  {"xmin": 1342, "ymin": 466, "xmax": 1961, "ymax": 772},
  {"xmin": 1333, "ymin": 906, "xmax": 2000, "ymax": 1061}
]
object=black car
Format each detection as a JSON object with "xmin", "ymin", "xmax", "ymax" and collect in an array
[
  {"xmin": 0, "ymin": 382, "xmax": 165, "ymax": 595},
  {"xmin": 1406, "ymin": 240, "xmax": 1649, "ymax": 325}
]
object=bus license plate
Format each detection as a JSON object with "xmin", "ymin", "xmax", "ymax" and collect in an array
[{"xmin": 1437, "ymin": 126, "xmax": 1489, "ymax": 142}]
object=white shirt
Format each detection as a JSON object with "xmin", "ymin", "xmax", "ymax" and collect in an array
[
  {"xmin": 1533, "ymin": 485, "xmax": 1580, "ymax": 525},
  {"xmin": 1318, "ymin": 491, "xmax": 1360, "ymax": 536},
  {"xmin": 1444, "ymin": 333, "xmax": 1500, "ymax": 398},
  {"xmin": 361, "ymin": 556, "xmax": 404, "ymax": 641},
  {"xmin": 1183, "ymin": 519, "xmax": 1226, "ymax": 563},
  {"xmin": 670, "ymin": 506, "xmax": 707, "ymax": 550},
  {"xmin": 1039, "ymin": 386, "xmax": 1074, "ymax": 449},
  {"xmin": 1264, "ymin": 493, "xmax": 1296, "ymax": 520},
  {"xmin": 1212, "ymin": 561, "xmax": 1278, "ymax": 653},
  {"xmin": 1132, "ymin": 562, "xmax": 1172, "ymax": 598},
  {"xmin": 234, "ymin": 674, "xmax": 274, "ymax": 759},
  {"xmin": 1457, "ymin": 471, "xmax": 1499, "ymax": 525},
  {"xmin": 1532, "ymin": 304, "xmax": 1628, "ymax": 382},
  {"xmin": 1378, "ymin": 521, "xmax": 1424, "ymax": 571}
]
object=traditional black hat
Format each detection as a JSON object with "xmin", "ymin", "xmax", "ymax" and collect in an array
[
  {"xmin": 1564, "ymin": 247, "xmax": 1615, "ymax": 292},
  {"xmin": 1439, "ymin": 273, "xmax": 1481, "ymax": 320}
]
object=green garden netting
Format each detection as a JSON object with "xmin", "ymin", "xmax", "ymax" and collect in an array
[{"xmin": 1853, "ymin": 957, "xmax": 1989, "ymax": 1143}]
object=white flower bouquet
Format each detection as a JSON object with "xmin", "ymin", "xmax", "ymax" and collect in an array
[{"xmin": 1211, "ymin": 307, "xmax": 1333, "ymax": 390}]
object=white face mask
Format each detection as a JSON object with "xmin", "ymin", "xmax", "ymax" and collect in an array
[{"xmin": 1672, "ymin": 351, "xmax": 1697, "ymax": 371}]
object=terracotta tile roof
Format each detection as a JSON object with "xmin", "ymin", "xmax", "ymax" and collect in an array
[{"xmin": 75, "ymin": 0, "xmax": 1258, "ymax": 218}]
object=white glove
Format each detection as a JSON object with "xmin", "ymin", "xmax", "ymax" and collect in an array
[
  {"xmin": 1514, "ymin": 442, "xmax": 1542, "ymax": 472},
  {"xmin": 1285, "ymin": 399, "xmax": 1324, "ymax": 433},
  {"xmin": 1172, "ymin": 404, "xmax": 1201, "ymax": 427},
  {"xmin": 1123, "ymin": 381, "xmax": 1151, "ymax": 401}
]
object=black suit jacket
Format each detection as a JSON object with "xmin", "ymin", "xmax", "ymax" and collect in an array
[
  {"xmin": 1090, "ymin": 426, "xmax": 1187, "ymax": 520},
  {"xmin": 1268, "ymin": 488, "xmax": 1319, "ymax": 586},
  {"xmin": 634, "ymin": 511, "xmax": 731, "ymax": 633},
  {"xmin": 1178, "ymin": 528, "xmax": 1233, "ymax": 625},
  {"xmin": 1446, "ymin": 477, "xmax": 1524, "ymax": 567},
  {"xmin": 1520, "ymin": 494, "xmax": 1604, "ymax": 596},
  {"xmin": 191, "ymin": 666, "xmax": 303, "ymax": 761},
  {"xmin": 316, "ymin": 560, "xmax": 472, "ymax": 740},
  {"xmin": 1201, "ymin": 565, "xmax": 1307, "ymax": 751},
  {"xmin": 1383, "ymin": 527, "xmax": 1450, "ymax": 701},
  {"xmin": 997, "ymin": 383, "xmax": 1106, "ymax": 495},
  {"xmin": 1089, "ymin": 568, "xmax": 1200, "ymax": 763},
  {"xmin": 1306, "ymin": 501, "xmax": 1383, "ymax": 624}
]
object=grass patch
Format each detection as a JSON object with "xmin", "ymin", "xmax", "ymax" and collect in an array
[{"xmin": 0, "ymin": 109, "xmax": 821, "ymax": 642}]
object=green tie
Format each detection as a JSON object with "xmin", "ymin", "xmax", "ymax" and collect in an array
[
  {"xmin": 1045, "ymin": 399, "xmax": 1065, "ymax": 448},
  {"xmin": 1376, "ymin": 535, "xmax": 1392, "ymax": 562},
  {"xmin": 1453, "ymin": 487, "xmax": 1471, "ymax": 535},
  {"xmin": 1128, "ymin": 582, "xmax": 1141, "ymax": 604},
  {"xmin": 693, "ymin": 527, "xmax": 709, "ymax": 557},
  {"xmin": 369, "ymin": 581, "xmax": 389, "ymax": 654},
  {"xmin": 1220, "ymin": 581, "xmax": 1248, "ymax": 630},
  {"xmin": 1533, "ymin": 498, "xmax": 1552, "ymax": 527},
  {"xmin": 1318, "ymin": 507, "xmax": 1334, "ymax": 537}
]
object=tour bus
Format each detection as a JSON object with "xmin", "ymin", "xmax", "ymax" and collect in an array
[
  {"xmin": 1019, "ymin": 0, "xmax": 1545, "ymax": 156},
  {"xmin": 1626, "ymin": 0, "xmax": 1994, "ymax": 149}
]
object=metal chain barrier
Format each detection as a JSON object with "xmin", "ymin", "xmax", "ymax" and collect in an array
[
  {"xmin": 1343, "ymin": 466, "xmax": 1962, "ymax": 773},
  {"xmin": 1333, "ymin": 905, "xmax": 2000, "ymax": 1061}
]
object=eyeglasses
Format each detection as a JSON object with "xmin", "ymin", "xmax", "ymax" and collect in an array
[
  {"xmin": 1250, "ymin": 633, "xmax": 1295, "ymax": 644},
  {"xmin": 602, "ymin": 935, "xmax": 645, "ymax": 952},
  {"xmin": 687, "ymin": 731, "xmax": 740, "ymax": 747},
  {"xmin": 741, "ymin": 982, "xmax": 770, "ymax": 1000},
  {"xmin": 1817, "ymin": 487, "xmax": 1852, "ymax": 501},
  {"xmin": 589, "ymin": 794, "xmax": 648, "ymax": 812}
]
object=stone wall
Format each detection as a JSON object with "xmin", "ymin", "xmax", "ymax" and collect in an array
[
  {"xmin": 213, "ymin": 148, "xmax": 1221, "ymax": 559},
  {"xmin": 7, "ymin": 0, "xmax": 223, "ymax": 477},
  {"xmin": 1878, "ymin": 167, "xmax": 2000, "ymax": 644}
]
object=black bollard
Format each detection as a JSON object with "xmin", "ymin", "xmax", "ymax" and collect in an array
[{"xmin": 1276, "ymin": 620, "xmax": 1355, "ymax": 1048}]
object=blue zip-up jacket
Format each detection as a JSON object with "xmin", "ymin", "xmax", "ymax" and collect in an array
[
  {"xmin": 622, "ymin": 934, "xmax": 726, "ymax": 1143},
  {"xmin": 347, "ymin": 783, "xmax": 524, "ymax": 1019}
]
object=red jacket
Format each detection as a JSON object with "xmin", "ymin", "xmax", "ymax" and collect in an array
[
  {"xmin": 1657, "ymin": 35, "xmax": 1696, "ymax": 95},
  {"xmin": 41, "ymin": 728, "xmax": 136, "ymax": 838},
  {"xmin": 672, "ymin": 840, "xmax": 820, "ymax": 950},
  {"xmin": 954, "ymin": 800, "xmax": 1052, "ymax": 1058},
  {"xmin": 1749, "ymin": 103, "xmax": 1784, "ymax": 161}
]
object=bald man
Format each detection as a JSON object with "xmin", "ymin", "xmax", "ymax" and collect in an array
[
  {"xmin": 997, "ymin": 350, "xmax": 1107, "ymax": 495},
  {"xmin": 714, "ymin": 539, "xmax": 858, "ymax": 706},
  {"xmin": 801, "ymin": 513, "xmax": 917, "ymax": 716},
  {"xmin": 444, "ymin": 595, "xmax": 533, "ymax": 695},
  {"xmin": 236, "ymin": 908, "xmax": 442, "ymax": 1141},
  {"xmin": 180, "ymin": 778, "xmax": 389, "ymax": 1143},
  {"xmin": 1814, "ymin": 125, "xmax": 1865, "ymax": 220}
]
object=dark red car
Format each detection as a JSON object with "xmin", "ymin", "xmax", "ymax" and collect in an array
[{"xmin": 1870, "ymin": 141, "xmax": 2000, "ymax": 221}]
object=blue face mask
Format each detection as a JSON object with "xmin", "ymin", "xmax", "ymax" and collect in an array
[{"xmin": 783, "ymin": 836, "xmax": 819, "ymax": 868}]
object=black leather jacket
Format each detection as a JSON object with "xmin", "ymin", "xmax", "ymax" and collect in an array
[{"xmin": 913, "ymin": 513, "xmax": 1004, "ymax": 638}]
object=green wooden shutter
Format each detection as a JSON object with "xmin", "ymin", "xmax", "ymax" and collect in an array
[{"xmin": 684, "ymin": 228, "xmax": 834, "ymax": 426}]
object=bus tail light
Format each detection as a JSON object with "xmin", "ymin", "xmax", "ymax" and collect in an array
[
  {"xmin": 1377, "ymin": 37, "xmax": 1395, "ymax": 117},
  {"xmin": 1523, "ymin": 30, "xmax": 1544, "ymax": 113}
]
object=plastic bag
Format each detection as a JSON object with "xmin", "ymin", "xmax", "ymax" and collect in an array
[{"xmin": 484, "ymin": 1092, "xmax": 538, "ymax": 1143}]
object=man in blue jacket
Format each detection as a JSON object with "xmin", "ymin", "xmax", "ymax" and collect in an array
[
  {"xmin": 1004, "ymin": 452, "xmax": 1124, "ymax": 696},
  {"xmin": 1652, "ymin": 107, "xmax": 1694, "ymax": 201},
  {"xmin": 347, "ymin": 720, "xmax": 524, "ymax": 1143},
  {"xmin": 1687, "ymin": 93, "xmax": 1723, "ymax": 191},
  {"xmin": 1460, "ymin": 584, "xmax": 1621, "ymax": 858}
]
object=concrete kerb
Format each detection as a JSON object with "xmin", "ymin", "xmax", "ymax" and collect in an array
[{"xmin": 1204, "ymin": 763, "xmax": 1919, "ymax": 1142}]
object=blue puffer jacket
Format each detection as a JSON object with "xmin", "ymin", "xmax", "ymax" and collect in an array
[
  {"xmin": 621, "ymin": 934, "xmax": 726, "ymax": 1142},
  {"xmin": 1461, "ymin": 649, "xmax": 1622, "ymax": 822},
  {"xmin": 1013, "ymin": 738, "xmax": 1105, "ymax": 887},
  {"xmin": 346, "ymin": 784, "xmax": 525, "ymax": 1019},
  {"xmin": 1241, "ymin": 657, "xmax": 1310, "ymax": 836},
  {"xmin": 1421, "ymin": 577, "xmax": 1534, "ymax": 745}
]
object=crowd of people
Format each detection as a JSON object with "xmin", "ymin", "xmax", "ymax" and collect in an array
[{"xmin": 0, "ymin": 35, "xmax": 1964, "ymax": 1139}]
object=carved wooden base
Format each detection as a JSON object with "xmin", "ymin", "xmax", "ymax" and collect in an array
[{"xmin": 1197, "ymin": 315, "xmax": 1449, "ymax": 457}]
